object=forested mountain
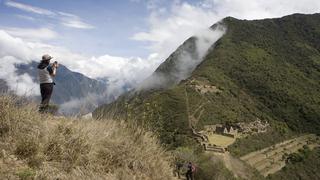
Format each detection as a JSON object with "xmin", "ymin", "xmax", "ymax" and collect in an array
[
  {"xmin": 94, "ymin": 14, "xmax": 320, "ymax": 179},
  {"xmin": 96, "ymin": 13, "xmax": 320, "ymax": 145}
]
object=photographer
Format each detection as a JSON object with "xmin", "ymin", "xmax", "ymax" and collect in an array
[{"xmin": 37, "ymin": 54, "xmax": 59, "ymax": 112}]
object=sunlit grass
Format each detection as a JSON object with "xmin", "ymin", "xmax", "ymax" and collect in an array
[
  {"xmin": 207, "ymin": 134, "xmax": 236, "ymax": 147},
  {"xmin": 0, "ymin": 95, "xmax": 176, "ymax": 180}
]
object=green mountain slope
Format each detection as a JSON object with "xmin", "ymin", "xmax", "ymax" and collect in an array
[{"xmin": 94, "ymin": 13, "xmax": 320, "ymax": 150}]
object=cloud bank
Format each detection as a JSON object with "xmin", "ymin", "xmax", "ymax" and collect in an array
[
  {"xmin": 132, "ymin": 0, "xmax": 320, "ymax": 61},
  {"xmin": 138, "ymin": 24, "xmax": 226, "ymax": 90},
  {"xmin": 0, "ymin": 29, "xmax": 161, "ymax": 97},
  {"xmin": 1, "ymin": 0, "xmax": 320, "ymax": 111},
  {"xmin": 0, "ymin": 31, "xmax": 38, "ymax": 95},
  {"xmin": 4, "ymin": 27, "xmax": 58, "ymax": 41}
]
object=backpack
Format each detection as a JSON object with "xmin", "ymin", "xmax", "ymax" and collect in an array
[{"xmin": 191, "ymin": 165, "xmax": 196, "ymax": 173}]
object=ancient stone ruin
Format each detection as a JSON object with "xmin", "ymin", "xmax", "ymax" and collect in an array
[
  {"xmin": 204, "ymin": 124, "xmax": 238, "ymax": 138},
  {"xmin": 235, "ymin": 119, "xmax": 269, "ymax": 136},
  {"xmin": 188, "ymin": 79, "xmax": 222, "ymax": 94},
  {"xmin": 197, "ymin": 120, "xmax": 270, "ymax": 153}
]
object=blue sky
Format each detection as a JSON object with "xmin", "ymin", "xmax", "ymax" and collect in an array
[
  {"xmin": 1, "ymin": 0, "xmax": 319, "ymax": 97},
  {"xmin": 0, "ymin": 0, "xmax": 156, "ymax": 57},
  {"xmin": 0, "ymin": 0, "xmax": 209, "ymax": 57},
  {"xmin": 2, "ymin": 0, "xmax": 319, "ymax": 58}
]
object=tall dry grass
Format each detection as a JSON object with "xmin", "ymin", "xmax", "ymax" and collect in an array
[{"xmin": 0, "ymin": 95, "xmax": 176, "ymax": 180}]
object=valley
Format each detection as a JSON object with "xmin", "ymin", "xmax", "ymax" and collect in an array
[
  {"xmin": 2, "ymin": 0, "xmax": 320, "ymax": 179},
  {"xmin": 93, "ymin": 13, "xmax": 320, "ymax": 179}
]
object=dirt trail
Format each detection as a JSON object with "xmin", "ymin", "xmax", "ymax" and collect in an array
[
  {"xmin": 184, "ymin": 88, "xmax": 192, "ymax": 128},
  {"xmin": 213, "ymin": 152, "xmax": 256, "ymax": 179},
  {"xmin": 184, "ymin": 86, "xmax": 210, "ymax": 129}
]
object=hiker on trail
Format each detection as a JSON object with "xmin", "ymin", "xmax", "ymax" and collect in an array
[
  {"xmin": 186, "ymin": 162, "xmax": 196, "ymax": 180},
  {"xmin": 37, "ymin": 54, "xmax": 59, "ymax": 112},
  {"xmin": 175, "ymin": 162, "xmax": 183, "ymax": 178}
]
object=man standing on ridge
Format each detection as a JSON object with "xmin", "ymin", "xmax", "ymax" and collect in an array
[{"xmin": 37, "ymin": 54, "xmax": 59, "ymax": 112}]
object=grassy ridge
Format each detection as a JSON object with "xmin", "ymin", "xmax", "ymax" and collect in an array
[{"xmin": 0, "ymin": 96, "xmax": 175, "ymax": 179}]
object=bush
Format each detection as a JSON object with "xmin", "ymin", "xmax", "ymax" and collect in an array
[
  {"xmin": 285, "ymin": 146, "xmax": 312, "ymax": 164},
  {"xmin": 172, "ymin": 147, "xmax": 236, "ymax": 180},
  {"xmin": 16, "ymin": 168, "xmax": 35, "ymax": 180}
]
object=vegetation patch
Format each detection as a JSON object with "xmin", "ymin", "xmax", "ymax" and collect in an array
[
  {"xmin": 0, "ymin": 96, "xmax": 175, "ymax": 179},
  {"xmin": 240, "ymin": 134, "xmax": 319, "ymax": 177},
  {"xmin": 268, "ymin": 147, "xmax": 320, "ymax": 180}
]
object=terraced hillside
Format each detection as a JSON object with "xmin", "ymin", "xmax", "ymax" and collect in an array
[
  {"xmin": 268, "ymin": 147, "xmax": 320, "ymax": 180},
  {"xmin": 240, "ymin": 134, "xmax": 319, "ymax": 177},
  {"xmin": 95, "ymin": 13, "xmax": 320, "ymax": 150}
]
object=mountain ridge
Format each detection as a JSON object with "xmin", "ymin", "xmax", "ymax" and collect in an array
[
  {"xmin": 1, "ymin": 61, "xmax": 109, "ymax": 115},
  {"xmin": 94, "ymin": 13, "xmax": 320, "ymax": 147}
]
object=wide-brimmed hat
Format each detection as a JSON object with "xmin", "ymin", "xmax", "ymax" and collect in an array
[{"xmin": 42, "ymin": 54, "xmax": 53, "ymax": 61}]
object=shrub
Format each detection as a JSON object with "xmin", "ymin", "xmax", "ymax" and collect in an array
[
  {"xmin": 16, "ymin": 168, "xmax": 35, "ymax": 180},
  {"xmin": 172, "ymin": 147, "xmax": 236, "ymax": 180}
]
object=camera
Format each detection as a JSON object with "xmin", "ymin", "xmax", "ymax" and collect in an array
[{"xmin": 53, "ymin": 61, "xmax": 59, "ymax": 68}]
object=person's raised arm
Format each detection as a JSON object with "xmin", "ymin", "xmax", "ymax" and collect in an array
[
  {"xmin": 51, "ymin": 66, "xmax": 57, "ymax": 77},
  {"xmin": 48, "ymin": 61, "xmax": 59, "ymax": 77}
]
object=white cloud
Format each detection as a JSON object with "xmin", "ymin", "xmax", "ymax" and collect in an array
[
  {"xmin": 133, "ymin": 0, "xmax": 320, "ymax": 61},
  {"xmin": 5, "ymin": 0, "xmax": 55, "ymax": 16},
  {"xmin": 132, "ymin": 3, "xmax": 221, "ymax": 60},
  {"xmin": 201, "ymin": 0, "xmax": 320, "ymax": 19},
  {"xmin": 57, "ymin": 11, "xmax": 95, "ymax": 29},
  {"xmin": 14, "ymin": 14, "xmax": 36, "ymax": 21},
  {"xmin": 58, "ymin": 93, "xmax": 101, "ymax": 115},
  {"xmin": 5, "ymin": 0, "xmax": 95, "ymax": 29},
  {"xmin": 61, "ymin": 18, "xmax": 95, "ymax": 29},
  {"xmin": 0, "ymin": 55, "xmax": 39, "ymax": 96},
  {"xmin": 0, "ymin": 30, "xmax": 42, "ymax": 96},
  {"xmin": 4, "ymin": 27, "xmax": 58, "ymax": 41},
  {"xmin": 138, "ymin": 25, "xmax": 226, "ymax": 89},
  {"xmin": 0, "ymin": 30, "xmax": 160, "ymax": 98},
  {"xmin": 0, "ymin": 30, "xmax": 34, "ymax": 60}
]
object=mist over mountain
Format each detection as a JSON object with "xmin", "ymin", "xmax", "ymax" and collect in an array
[
  {"xmin": 97, "ymin": 12, "xmax": 320, "ymax": 132},
  {"xmin": 138, "ymin": 24, "xmax": 226, "ymax": 90},
  {"xmin": 2, "ymin": 0, "xmax": 320, "ymax": 179},
  {"xmin": 94, "ymin": 13, "xmax": 320, "ymax": 178}
]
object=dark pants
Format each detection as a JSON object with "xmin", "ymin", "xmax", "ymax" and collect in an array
[
  {"xmin": 186, "ymin": 171, "xmax": 193, "ymax": 180},
  {"xmin": 40, "ymin": 83, "xmax": 54, "ymax": 107}
]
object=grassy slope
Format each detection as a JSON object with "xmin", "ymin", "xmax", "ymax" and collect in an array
[
  {"xmin": 95, "ymin": 14, "xmax": 320, "ymax": 153},
  {"xmin": 196, "ymin": 14, "xmax": 320, "ymax": 133},
  {"xmin": 0, "ymin": 96, "xmax": 175, "ymax": 180}
]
